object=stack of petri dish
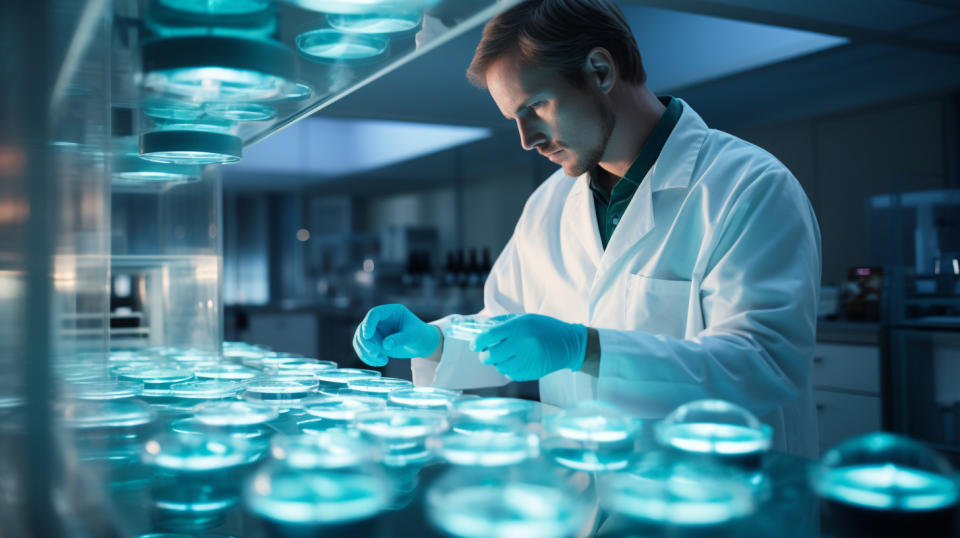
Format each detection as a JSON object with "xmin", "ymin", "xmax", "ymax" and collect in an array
[
  {"xmin": 299, "ymin": 394, "xmax": 386, "ymax": 435},
  {"xmin": 354, "ymin": 409, "xmax": 448, "ymax": 466}
]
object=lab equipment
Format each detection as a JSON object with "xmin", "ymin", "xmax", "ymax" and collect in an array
[
  {"xmin": 388, "ymin": 386, "xmax": 461, "ymax": 409},
  {"xmin": 453, "ymin": 396, "xmax": 537, "ymax": 422},
  {"xmin": 434, "ymin": 428, "xmax": 539, "ymax": 467},
  {"xmin": 296, "ymin": 29, "xmax": 389, "ymax": 64},
  {"xmin": 810, "ymin": 432, "xmax": 958, "ymax": 537},
  {"xmin": 355, "ymin": 409, "xmax": 448, "ymax": 465},
  {"xmin": 327, "ymin": 10, "xmax": 423, "ymax": 37},
  {"xmin": 139, "ymin": 129, "xmax": 243, "ymax": 165},
  {"xmin": 426, "ymin": 463, "xmax": 592, "ymax": 538},
  {"xmin": 242, "ymin": 377, "xmax": 318, "ymax": 406},
  {"xmin": 193, "ymin": 401, "xmax": 279, "ymax": 427},
  {"xmin": 542, "ymin": 400, "xmax": 640, "ymax": 472},
  {"xmin": 444, "ymin": 314, "xmax": 517, "ymax": 345},
  {"xmin": 315, "ymin": 368, "xmax": 382, "ymax": 389},
  {"xmin": 302, "ymin": 394, "xmax": 386, "ymax": 423},
  {"xmin": 169, "ymin": 380, "xmax": 242, "ymax": 400},
  {"xmin": 345, "ymin": 376, "xmax": 413, "ymax": 396},
  {"xmin": 656, "ymin": 399, "xmax": 773, "ymax": 468}
]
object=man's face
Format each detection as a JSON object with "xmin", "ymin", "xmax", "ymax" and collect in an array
[{"xmin": 486, "ymin": 53, "xmax": 615, "ymax": 177}]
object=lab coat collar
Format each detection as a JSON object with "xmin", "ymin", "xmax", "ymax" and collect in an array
[{"xmin": 595, "ymin": 99, "xmax": 708, "ymax": 275}]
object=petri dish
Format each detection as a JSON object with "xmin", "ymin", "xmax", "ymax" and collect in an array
[
  {"xmin": 158, "ymin": 0, "xmax": 270, "ymax": 16},
  {"xmin": 244, "ymin": 461, "xmax": 392, "ymax": 525},
  {"xmin": 327, "ymin": 10, "xmax": 422, "ymax": 37},
  {"xmin": 346, "ymin": 377, "xmax": 413, "ymax": 395},
  {"xmin": 388, "ymin": 386, "xmax": 461, "ymax": 409},
  {"xmin": 276, "ymin": 359, "xmax": 337, "ymax": 373},
  {"xmin": 811, "ymin": 433, "xmax": 958, "ymax": 537},
  {"xmin": 427, "ymin": 464, "xmax": 589, "ymax": 538},
  {"xmin": 453, "ymin": 397, "xmax": 536, "ymax": 423},
  {"xmin": 194, "ymin": 363, "xmax": 259, "ymax": 381},
  {"xmin": 118, "ymin": 367, "xmax": 193, "ymax": 386},
  {"xmin": 445, "ymin": 314, "xmax": 519, "ymax": 346},
  {"xmin": 435, "ymin": 430, "xmax": 538, "ymax": 467},
  {"xmin": 354, "ymin": 409, "xmax": 448, "ymax": 441},
  {"xmin": 541, "ymin": 437, "xmax": 634, "ymax": 472},
  {"xmin": 270, "ymin": 431, "xmax": 380, "ymax": 469},
  {"xmin": 60, "ymin": 400, "xmax": 156, "ymax": 429},
  {"xmin": 140, "ymin": 129, "xmax": 242, "ymax": 165},
  {"xmin": 142, "ymin": 99, "xmax": 205, "ymax": 121},
  {"xmin": 655, "ymin": 399, "xmax": 772, "ymax": 463},
  {"xmin": 545, "ymin": 400, "xmax": 640, "ymax": 443},
  {"xmin": 296, "ymin": 29, "xmax": 389, "ymax": 64},
  {"xmin": 142, "ymin": 433, "xmax": 264, "ymax": 472},
  {"xmin": 599, "ymin": 455, "xmax": 756, "ymax": 527},
  {"xmin": 169, "ymin": 380, "xmax": 242, "ymax": 400},
  {"xmin": 243, "ymin": 377, "xmax": 317, "ymax": 404},
  {"xmin": 287, "ymin": 0, "xmax": 436, "ymax": 14},
  {"xmin": 204, "ymin": 102, "xmax": 276, "ymax": 122},
  {"xmin": 69, "ymin": 381, "xmax": 140, "ymax": 400},
  {"xmin": 315, "ymin": 368, "xmax": 381, "ymax": 388},
  {"xmin": 170, "ymin": 417, "xmax": 272, "ymax": 441},
  {"xmin": 302, "ymin": 395, "xmax": 385, "ymax": 422},
  {"xmin": 193, "ymin": 401, "xmax": 279, "ymax": 427}
]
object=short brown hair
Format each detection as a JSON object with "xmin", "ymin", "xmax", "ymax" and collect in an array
[{"xmin": 467, "ymin": 0, "xmax": 645, "ymax": 88}]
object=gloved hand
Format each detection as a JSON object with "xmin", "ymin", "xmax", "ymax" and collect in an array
[
  {"xmin": 353, "ymin": 304, "xmax": 441, "ymax": 367},
  {"xmin": 472, "ymin": 313, "xmax": 587, "ymax": 381}
]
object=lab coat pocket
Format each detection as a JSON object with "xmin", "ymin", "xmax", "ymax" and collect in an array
[{"xmin": 623, "ymin": 274, "xmax": 691, "ymax": 339}]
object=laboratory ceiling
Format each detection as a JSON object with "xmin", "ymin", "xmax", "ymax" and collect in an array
[{"xmin": 227, "ymin": 0, "xmax": 960, "ymax": 190}]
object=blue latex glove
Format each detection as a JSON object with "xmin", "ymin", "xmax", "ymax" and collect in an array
[
  {"xmin": 353, "ymin": 304, "xmax": 441, "ymax": 367},
  {"xmin": 472, "ymin": 313, "xmax": 587, "ymax": 381}
]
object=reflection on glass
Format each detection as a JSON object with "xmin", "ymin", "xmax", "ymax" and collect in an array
[
  {"xmin": 193, "ymin": 401, "xmax": 279, "ymax": 426},
  {"xmin": 436, "ymin": 429, "xmax": 538, "ymax": 467},
  {"xmin": 297, "ymin": 30, "xmax": 389, "ymax": 64},
  {"xmin": 302, "ymin": 395, "xmax": 385, "ymax": 422},
  {"xmin": 453, "ymin": 397, "xmax": 535, "ymax": 422},
  {"xmin": 327, "ymin": 10, "xmax": 423, "ymax": 36}
]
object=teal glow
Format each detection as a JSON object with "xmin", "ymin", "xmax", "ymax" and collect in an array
[
  {"xmin": 271, "ymin": 431, "xmax": 379, "ymax": 469},
  {"xmin": 140, "ymin": 149, "xmax": 240, "ymax": 165},
  {"xmin": 60, "ymin": 400, "xmax": 156, "ymax": 429},
  {"xmin": 244, "ymin": 464, "xmax": 391, "ymax": 524},
  {"xmin": 204, "ymin": 102, "xmax": 276, "ymax": 122},
  {"xmin": 355, "ymin": 410, "xmax": 448, "ymax": 441},
  {"xmin": 327, "ymin": 10, "xmax": 422, "ymax": 36},
  {"xmin": 154, "ymin": 497, "xmax": 236, "ymax": 513},
  {"xmin": 601, "ymin": 469, "xmax": 755, "ymax": 525},
  {"xmin": 267, "ymin": 81, "xmax": 313, "ymax": 102},
  {"xmin": 144, "ymin": 66, "xmax": 288, "ymax": 101},
  {"xmin": 388, "ymin": 387, "xmax": 461, "ymax": 409},
  {"xmin": 296, "ymin": 30, "xmax": 388, "ymax": 63},
  {"xmin": 302, "ymin": 395, "xmax": 385, "ymax": 421},
  {"xmin": 158, "ymin": 0, "xmax": 269, "ymax": 15},
  {"xmin": 142, "ymin": 100, "xmax": 204, "ymax": 121},
  {"xmin": 142, "ymin": 433, "xmax": 262, "ymax": 471},
  {"xmin": 315, "ymin": 368, "xmax": 381, "ymax": 387},
  {"xmin": 193, "ymin": 401, "xmax": 279, "ymax": 426},
  {"xmin": 275, "ymin": 359, "xmax": 337, "ymax": 373},
  {"xmin": 542, "ymin": 436, "xmax": 633, "ymax": 472},
  {"xmin": 169, "ymin": 380, "xmax": 242, "ymax": 399},
  {"xmin": 817, "ymin": 464, "xmax": 958, "ymax": 511},
  {"xmin": 545, "ymin": 400, "xmax": 639, "ymax": 443},
  {"xmin": 117, "ymin": 367, "xmax": 193, "ymax": 385},
  {"xmin": 429, "ymin": 483, "xmax": 582, "ymax": 538},
  {"xmin": 298, "ymin": 418, "xmax": 338, "ymax": 436},
  {"xmin": 346, "ymin": 376, "xmax": 413, "ymax": 395},
  {"xmin": 453, "ymin": 397, "xmax": 535, "ymax": 422},
  {"xmin": 438, "ymin": 430, "xmax": 537, "ymax": 467},
  {"xmin": 170, "ymin": 417, "xmax": 271, "ymax": 440},
  {"xmin": 70, "ymin": 381, "xmax": 139, "ymax": 400},
  {"xmin": 113, "ymin": 171, "xmax": 196, "ymax": 184},
  {"xmin": 194, "ymin": 363, "xmax": 259, "ymax": 380},
  {"xmin": 658, "ymin": 422, "xmax": 771, "ymax": 455}
]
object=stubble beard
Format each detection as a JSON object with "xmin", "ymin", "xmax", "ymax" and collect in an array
[{"xmin": 563, "ymin": 97, "xmax": 616, "ymax": 177}]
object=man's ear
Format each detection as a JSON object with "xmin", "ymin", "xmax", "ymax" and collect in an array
[{"xmin": 585, "ymin": 47, "xmax": 616, "ymax": 94}]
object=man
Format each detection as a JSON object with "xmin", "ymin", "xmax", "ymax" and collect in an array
[{"xmin": 353, "ymin": 0, "xmax": 820, "ymax": 457}]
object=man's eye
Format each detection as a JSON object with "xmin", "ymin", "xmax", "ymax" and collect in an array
[{"xmin": 529, "ymin": 101, "xmax": 544, "ymax": 110}]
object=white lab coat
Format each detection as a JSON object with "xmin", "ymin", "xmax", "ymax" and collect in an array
[{"xmin": 413, "ymin": 99, "xmax": 821, "ymax": 458}]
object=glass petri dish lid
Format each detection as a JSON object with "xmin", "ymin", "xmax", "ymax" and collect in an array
[
  {"xmin": 427, "ymin": 463, "xmax": 590, "ymax": 538},
  {"xmin": 287, "ymin": 0, "xmax": 437, "ymax": 15},
  {"xmin": 453, "ymin": 397, "xmax": 536, "ymax": 423},
  {"xmin": 315, "ymin": 368, "xmax": 381, "ymax": 387},
  {"xmin": 296, "ymin": 29, "xmax": 389, "ymax": 64},
  {"xmin": 194, "ymin": 363, "xmax": 259, "ymax": 381},
  {"xmin": 435, "ymin": 429, "xmax": 539, "ymax": 467},
  {"xmin": 270, "ymin": 431, "xmax": 380, "ymax": 469},
  {"xmin": 302, "ymin": 395, "xmax": 385, "ymax": 422},
  {"xmin": 117, "ymin": 367, "xmax": 193, "ymax": 385},
  {"xmin": 142, "ymin": 432, "xmax": 264, "ymax": 472},
  {"xmin": 599, "ymin": 454, "xmax": 756, "ymax": 527},
  {"xmin": 327, "ymin": 10, "xmax": 423, "ymax": 37},
  {"xmin": 169, "ymin": 380, "xmax": 242, "ymax": 399},
  {"xmin": 60, "ymin": 400, "xmax": 156, "ymax": 429},
  {"xmin": 193, "ymin": 400, "xmax": 279, "ymax": 426},
  {"xmin": 545, "ymin": 400, "xmax": 640, "ymax": 443},
  {"xmin": 655, "ymin": 399, "xmax": 772, "ymax": 457},
  {"xmin": 346, "ymin": 377, "xmax": 413, "ymax": 395},
  {"xmin": 68, "ymin": 381, "xmax": 140, "ymax": 400},
  {"xmin": 388, "ymin": 386, "xmax": 461, "ymax": 409},
  {"xmin": 445, "ymin": 314, "xmax": 519, "ymax": 345},
  {"xmin": 810, "ymin": 432, "xmax": 958, "ymax": 512},
  {"xmin": 244, "ymin": 461, "xmax": 392, "ymax": 525},
  {"xmin": 355, "ymin": 409, "xmax": 448, "ymax": 441},
  {"xmin": 243, "ymin": 377, "xmax": 317, "ymax": 403}
]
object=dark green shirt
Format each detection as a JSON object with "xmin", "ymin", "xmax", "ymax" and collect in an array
[{"xmin": 590, "ymin": 97, "xmax": 682, "ymax": 249}]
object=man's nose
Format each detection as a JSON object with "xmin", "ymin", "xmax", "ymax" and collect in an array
[{"xmin": 517, "ymin": 119, "xmax": 546, "ymax": 151}]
